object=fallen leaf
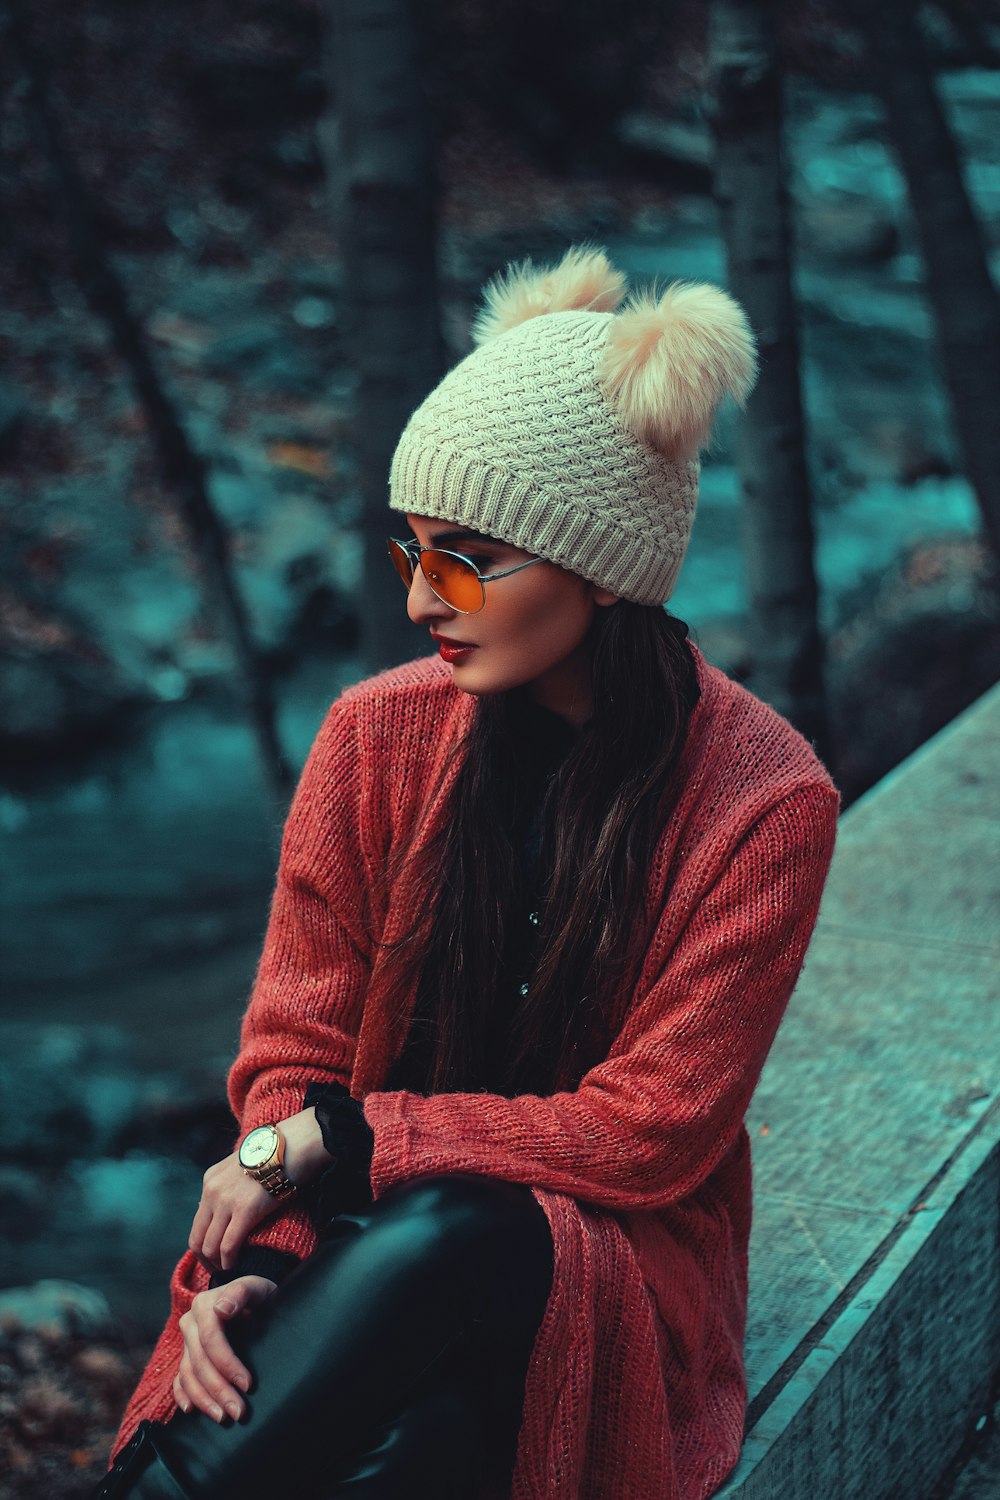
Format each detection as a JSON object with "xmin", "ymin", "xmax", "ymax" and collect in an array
[{"xmin": 266, "ymin": 441, "xmax": 331, "ymax": 477}]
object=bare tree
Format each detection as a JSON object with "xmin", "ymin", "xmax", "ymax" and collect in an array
[
  {"xmin": 323, "ymin": 0, "xmax": 445, "ymax": 672},
  {"xmin": 708, "ymin": 0, "xmax": 830, "ymax": 759},
  {"xmin": 7, "ymin": 4, "xmax": 294, "ymax": 809},
  {"xmin": 845, "ymin": 0, "xmax": 1000, "ymax": 567}
]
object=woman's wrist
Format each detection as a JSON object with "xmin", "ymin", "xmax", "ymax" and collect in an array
[{"xmin": 276, "ymin": 1106, "xmax": 329, "ymax": 1186}]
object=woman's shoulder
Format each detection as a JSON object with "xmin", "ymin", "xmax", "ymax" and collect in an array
[{"xmin": 686, "ymin": 642, "xmax": 839, "ymax": 810}]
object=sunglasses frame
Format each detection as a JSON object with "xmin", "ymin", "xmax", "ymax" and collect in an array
[{"xmin": 387, "ymin": 536, "xmax": 546, "ymax": 613}]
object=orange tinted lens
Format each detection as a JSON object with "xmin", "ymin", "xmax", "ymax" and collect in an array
[
  {"xmin": 387, "ymin": 539, "xmax": 415, "ymax": 589},
  {"xmin": 420, "ymin": 551, "xmax": 484, "ymax": 611}
]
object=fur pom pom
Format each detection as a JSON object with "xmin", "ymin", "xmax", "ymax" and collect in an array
[
  {"xmin": 472, "ymin": 244, "xmax": 627, "ymax": 345},
  {"xmin": 600, "ymin": 281, "xmax": 758, "ymax": 461}
]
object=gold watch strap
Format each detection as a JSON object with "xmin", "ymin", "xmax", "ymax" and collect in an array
[
  {"xmin": 250, "ymin": 1159, "xmax": 297, "ymax": 1200},
  {"xmin": 256, "ymin": 1158, "xmax": 295, "ymax": 1206}
]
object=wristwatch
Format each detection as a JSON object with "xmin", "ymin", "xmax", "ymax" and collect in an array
[{"xmin": 238, "ymin": 1123, "xmax": 297, "ymax": 1201}]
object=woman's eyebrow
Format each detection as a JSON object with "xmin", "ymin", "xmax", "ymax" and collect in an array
[{"xmin": 427, "ymin": 528, "xmax": 499, "ymax": 547}]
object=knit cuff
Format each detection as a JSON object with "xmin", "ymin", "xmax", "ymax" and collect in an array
[
  {"xmin": 210, "ymin": 1245, "xmax": 301, "ymax": 1289},
  {"xmin": 304, "ymin": 1082, "xmax": 376, "ymax": 1217}
]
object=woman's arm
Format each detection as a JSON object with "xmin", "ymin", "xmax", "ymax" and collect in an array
[
  {"xmin": 362, "ymin": 781, "xmax": 839, "ymax": 1214},
  {"xmin": 227, "ymin": 696, "xmax": 373, "ymax": 1129},
  {"xmin": 180, "ymin": 1093, "xmax": 376, "ymax": 1420},
  {"xmin": 194, "ymin": 696, "xmax": 375, "ymax": 1272}
]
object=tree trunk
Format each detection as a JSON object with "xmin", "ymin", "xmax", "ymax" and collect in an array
[
  {"xmin": 7, "ymin": 4, "xmax": 294, "ymax": 813},
  {"xmin": 708, "ymin": 0, "xmax": 831, "ymax": 761},
  {"xmin": 846, "ymin": 0, "xmax": 1000, "ymax": 568},
  {"xmin": 323, "ymin": 0, "xmax": 445, "ymax": 673}
]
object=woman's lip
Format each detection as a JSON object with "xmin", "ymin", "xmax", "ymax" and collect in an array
[
  {"xmin": 437, "ymin": 640, "xmax": 477, "ymax": 663},
  {"xmin": 432, "ymin": 635, "xmax": 477, "ymax": 648}
]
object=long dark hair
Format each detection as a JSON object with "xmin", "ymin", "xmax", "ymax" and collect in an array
[{"xmin": 387, "ymin": 602, "xmax": 701, "ymax": 1097}]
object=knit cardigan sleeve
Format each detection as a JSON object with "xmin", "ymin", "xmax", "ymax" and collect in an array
[
  {"xmin": 223, "ymin": 695, "xmax": 373, "ymax": 1262},
  {"xmin": 362, "ymin": 780, "xmax": 839, "ymax": 1214}
]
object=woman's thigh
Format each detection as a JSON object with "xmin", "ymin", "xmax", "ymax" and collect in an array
[
  {"xmin": 324, "ymin": 1172, "xmax": 555, "ymax": 1380},
  {"xmin": 165, "ymin": 1174, "xmax": 553, "ymax": 1496},
  {"xmin": 316, "ymin": 1174, "xmax": 554, "ymax": 1496}
]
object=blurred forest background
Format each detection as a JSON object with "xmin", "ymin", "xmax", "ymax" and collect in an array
[{"xmin": 2, "ymin": 0, "xmax": 1000, "ymax": 1492}]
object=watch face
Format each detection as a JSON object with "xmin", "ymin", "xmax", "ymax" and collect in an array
[{"xmin": 239, "ymin": 1126, "xmax": 277, "ymax": 1169}]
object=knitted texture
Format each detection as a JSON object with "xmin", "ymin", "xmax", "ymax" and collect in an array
[
  {"xmin": 111, "ymin": 645, "xmax": 840, "ymax": 1500},
  {"xmin": 388, "ymin": 244, "xmax": 757, "ymax": 605},
  {"xmin": 390, "ymin": 310, "xmax": 700, "ymax": 604}
]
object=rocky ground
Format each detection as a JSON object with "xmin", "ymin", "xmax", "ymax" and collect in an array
[{"xmin": 0, "ymin": 1285, "xmax": 151, "ymax": 1499}]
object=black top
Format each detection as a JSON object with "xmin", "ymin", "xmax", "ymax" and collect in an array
[
  {"xmin": 216, "ymin": 693, "xmax": 580, "ymax": 1289},
  {"xmin": 383, "ymin": 691, "xmax": 581, "ymax": 1097}
]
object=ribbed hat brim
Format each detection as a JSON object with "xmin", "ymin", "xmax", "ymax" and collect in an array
[{"xmin": 389, "ymin": 440, "xmax": 698, "ymax": 605}]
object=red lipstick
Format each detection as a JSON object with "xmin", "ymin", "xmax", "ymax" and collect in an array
[{"xmin": 431, "ymin": 632, "xmax": 477, "ymax": 664}]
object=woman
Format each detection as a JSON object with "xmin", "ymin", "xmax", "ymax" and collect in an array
[{"xmin": 98, "ymin": 245, "xmax": 840, "ymax": 1500}]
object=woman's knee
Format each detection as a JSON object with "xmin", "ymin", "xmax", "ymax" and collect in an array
[
  {"xmin": 366, "ymin": 1173, "xmax": 553, "ymax": 1325},
  {"xmin": 377, "ymin": 1173, "xmax": 551, "ymax": 1266}
]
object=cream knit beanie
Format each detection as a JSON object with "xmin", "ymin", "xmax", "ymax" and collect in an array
[{"xmin": 388, "ymin": 244, "xmax": 758, "ymax": 605}]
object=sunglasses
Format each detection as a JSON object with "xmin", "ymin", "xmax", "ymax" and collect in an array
[{"xmin": 387, "ymin": 537, "xmax": 545, "ymax": 613}]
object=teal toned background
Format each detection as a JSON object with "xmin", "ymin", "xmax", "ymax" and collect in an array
[{"xmin": 1, "ymin": 2, "xmax": 999, "ymax": 1492}]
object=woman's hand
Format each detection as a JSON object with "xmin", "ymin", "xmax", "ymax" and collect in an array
[
  {"xmin": 174, "ymin": 1276, "xmax": 277, "ymax": 1422},
  {"xmin": 189, "ymin": 1156, "xmax": 273, "ymax": 1275},
  {"xmin": 189, "ymin": 1107, "xmax": 330, "ymax": 1274}
]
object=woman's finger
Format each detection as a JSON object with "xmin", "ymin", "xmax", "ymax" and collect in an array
[
  {"xmin": 176, "ymin": 1343, "xmax": 233, "ymax": 1424},
  {"xmin": 218, "ymin": 1210, "xmax": 257, "ymax": 1271},
  {"xmin": 182, "ymin": 1279, "xmax": 276, "ymax": 1418},
  {"xmin": 188, "ymin": 1197, "xmax": 213, "ymax": 1256},
  {"xmin": 181, "ymin": 1307, "xmax": 246, "ymax": 1421},
  {"xmin": 171, "ymin": 1373, "xmax": 192, "ymax": 1415},
  {"xmin": 177, "ymin": 1309, "xmax": 236, "ymax": 1422},
  {"xmin": 195, "ymin": 1292, "xmax": 254, "ymax": 1393},
  {"xmin": 200, "ymin": 1211, "xmax": 233, "ymax": 1274}
]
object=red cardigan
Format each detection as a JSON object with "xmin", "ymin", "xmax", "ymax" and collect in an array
[{"xmin": 112, "ymin": 644, "xmax": 840, "ymax": 1500}]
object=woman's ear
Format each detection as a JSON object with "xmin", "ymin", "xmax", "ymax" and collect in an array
[{"xmin": 591, "ymin": 585, "xmax": 621, "ymax": 608}]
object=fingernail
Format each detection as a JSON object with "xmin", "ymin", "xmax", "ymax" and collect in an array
[
  {"xmin": 233, "ymin": 1373, "xmax": 250, "ymax": 1392},
  {"xmin": 210, "ymin": 1404, "xmax": 224, "ymax": 1423},
  {"xmin": 216, "ymin": 1300, "xmax": 235, "ymax": 1316},
  {"xmin": 225, "ymin": 1400, "xmax": 242, "ymax": 1421}
]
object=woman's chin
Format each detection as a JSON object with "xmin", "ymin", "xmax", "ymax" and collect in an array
[
  {"xmin": 445, "ymin": 658, "xmax": 513, "ymax": 697},
  {"xmin": 448, "ymin": 661, "xmax": 488, "ymax": 693}
]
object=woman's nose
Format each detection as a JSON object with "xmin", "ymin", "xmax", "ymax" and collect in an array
[{"xmin": 406, "ymin": 566, "xmax": 456, "ymax": 626}]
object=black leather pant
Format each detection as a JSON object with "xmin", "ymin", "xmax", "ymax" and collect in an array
[{"xmin": 155, "ymin": 1173, "xmax": 554, "ymax": 1500}]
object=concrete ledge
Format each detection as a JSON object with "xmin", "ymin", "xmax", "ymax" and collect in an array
[{"xmin": 716, "ymin": 679, "xmax": 1000, "ymax": 1499}]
